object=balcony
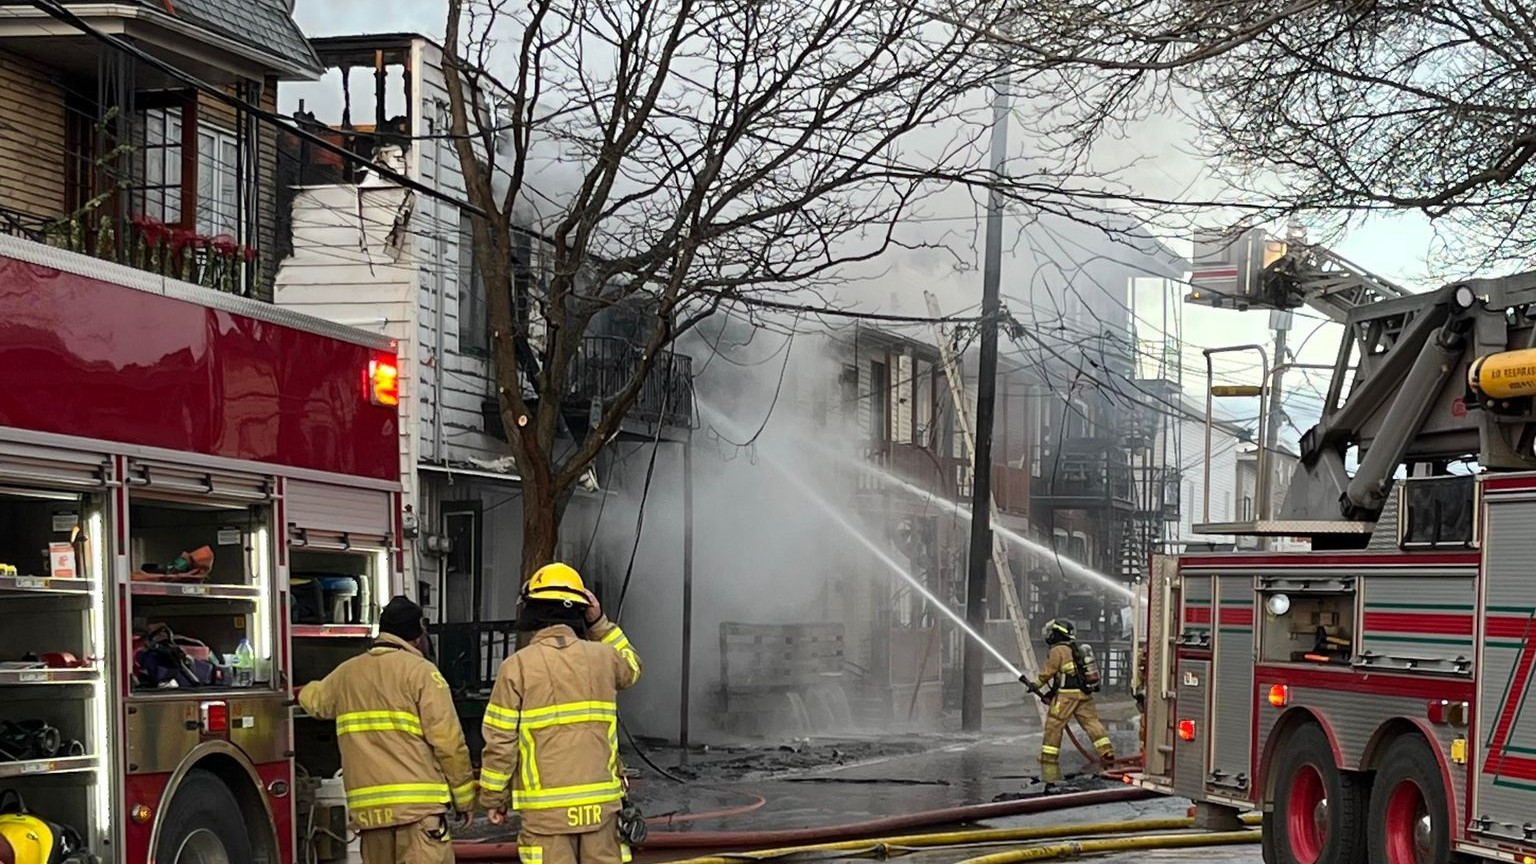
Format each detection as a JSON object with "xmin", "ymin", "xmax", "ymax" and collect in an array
[
  {"xmin": 2, "ymin": 204, "xmax": 262, "ymax": 296},
  {"xmin": 0, "ymin": 76, "xmax": 272, "ymax": 298},
  {"xmin": 565, "ymin": 336, "xmax": 694, "ymax": 432},
  {"xmin": 1033, "ymin": 443, "xmax": 1135, "ymax": 509}
]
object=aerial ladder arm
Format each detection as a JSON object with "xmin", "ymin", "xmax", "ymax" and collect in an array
[{"xmin": 1190, "ymin": 228, "xmax": 1536, "ymax": 533}]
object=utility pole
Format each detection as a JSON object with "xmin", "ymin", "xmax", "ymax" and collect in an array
[
  {"xmin": 1262, "ymin": 310, "xmax": 1290, "ymax": 549},
  {"xmin": 679, "ymin": 438, "xmax": 694, "ymax": 764},
  {"xmin": 961, "ymin": 74, "xmax": 1009, "ymax": 731},
  {"xmin": 927, "ymin": 292, "xmax": 1046, "ymax": 725}
]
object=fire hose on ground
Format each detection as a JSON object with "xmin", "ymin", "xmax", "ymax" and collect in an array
[
  {"xmin": 656, "ymin": 814, "xmax": 1262, "ymax": 864},
  {"xmin": 453, "ymin": 786, "xmax": 1160, "ymax": 860}
]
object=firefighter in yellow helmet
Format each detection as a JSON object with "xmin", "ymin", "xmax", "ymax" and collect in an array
[
  {"xmin": 299, "ymin": 595, "xmax": 476, "ymax": 864},
  {"xmin": 480, "ymin": 563, "xmax": 643, "ymax": 864},
  {"xmin": 1030, "ymin": 618, "xmax": 1115, "ymax": 784}
]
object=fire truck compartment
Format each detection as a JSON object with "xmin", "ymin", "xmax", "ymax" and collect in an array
[
  {"xmin": 127, "ymin": 495, "xmax": 274, "ymax": 684},
  {"xmin": 1475, "ymin": 496, "xmax": 1536, "ymax": 846}
]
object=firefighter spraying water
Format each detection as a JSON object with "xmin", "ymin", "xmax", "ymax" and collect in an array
[{"xmin": 1021, "ymin": 619, "xmax": 1115, "ymax": 785}]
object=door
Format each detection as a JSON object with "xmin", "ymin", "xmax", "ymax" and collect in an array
[
  {"xmin": 437, "ymin": 504, "xmax": 484, "ymax": 693},
  {"xmin": 1208, "ymin": 574, "xmax": 1256, "ymax": 800},
  {"xmin": 442, "ymin": 505, "xmax": 482, "ymax": 624},
  {"xmin": 1476, "ymin": 499, "xmax": 1536, "ymax": 844}
]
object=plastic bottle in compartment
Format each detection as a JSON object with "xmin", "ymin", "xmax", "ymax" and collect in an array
[{"xmin": 233, "ymin": 638, "xmax": 255, "ymax": 687}]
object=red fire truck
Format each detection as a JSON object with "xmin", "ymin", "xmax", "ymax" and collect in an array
[
  {"xmin": 0, "ymin": 233, "xmax": 402, "ymax": 864},
  {"xmin": 1135, "ymin": 230, "xmax": 1536, "ymax": 864}
]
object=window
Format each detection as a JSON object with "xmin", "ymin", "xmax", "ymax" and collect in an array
[
  {"xmin": 196, "ymin": 127, "xmax": 240, "ymax": 238},
  {"xmin": 132, "ymin": 107, "xmax": 242, "ymax": 239},
  {"xmin": 870, "ymin": 360, "xmax": 889, "ymax": 443},
  {"xmin": 134, "ymin": 108, "xmax": 183, "ymax": 225},
  {"xmin": 914, "ymin": 360, "xmax": 932, "ymax": 443},
  {"xmin": 458, "ymin": 212, "xmax": 488, "ymax": 354}
]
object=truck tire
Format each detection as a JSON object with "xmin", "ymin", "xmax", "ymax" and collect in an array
[
  {"xmin": 1367, "ymin": 734, "xmax": 1464, "ymax": 864},
  {"xmin": 1264, "ymin": 723, "xmax": 1365, "ymax": 864},
  {"xmin": 154, "ymin": 768, "xmax": 256, "ymax": 864}
]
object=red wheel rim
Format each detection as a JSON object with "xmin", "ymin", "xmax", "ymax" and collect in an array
[
  {"xmin": 1287, "ymin": 763, "xmax": 1328, "ymax": 864},
  {"xmin": 1384, "ymin": 778, "xmax": 1433, "ymax": 864}
]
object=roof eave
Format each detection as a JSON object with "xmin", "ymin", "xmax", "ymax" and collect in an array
[{"xmin": 1, "ymin": 3, "xmax": 323, "ymax": 80}]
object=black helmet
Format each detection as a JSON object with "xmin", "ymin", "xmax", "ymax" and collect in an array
[{"xmin": 1042, "ymin": 618, "xmax": 1075, "ymax": 645}]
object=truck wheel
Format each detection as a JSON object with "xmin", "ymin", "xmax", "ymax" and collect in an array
[
  {"xmin": 154, "ymin": 768, "xmax": 256, "ymax": 864},
  {"xmin": 1265, "ymin": 723, "xmax": 1365, "ymax": 864},
  {"xmin": 1368, "ymin": 735, "xmax": 1462, "ymax": 864}
]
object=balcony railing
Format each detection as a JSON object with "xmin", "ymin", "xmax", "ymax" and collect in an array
[
  {"xmin": 1034, "ymin": 449, "xmax": 1135, "ymax": 506},
  {"xmin": 566, "ymin": 336, "xmax": 694, "ymax": 429}
]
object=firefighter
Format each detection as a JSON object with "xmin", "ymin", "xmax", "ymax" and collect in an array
[
  {"xmin": 298, "ymin": 595, "xmax": 476, "ymax": 864},
  {"xmin": 480, "ymin": 563, "xmax": 643, "ymax": 864},
  {"xmin": 1031, "ymin": 618, "xmax": 1115, "ymax": 783}
]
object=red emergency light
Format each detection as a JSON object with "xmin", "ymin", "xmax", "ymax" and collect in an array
[
  {"xmin": 1268, "ymin": 684, "xmax": 1289, "ymax": 707},
  {"xmin": 366, "ymin": 358, "xmax": 400, "ymax": 407},
  {"xmin": 200, "ymin": 701, "xmax": 229, "ymax": 735},
  {"xmin": 1178, "ymin": 719, "xmax": 1197, "ymax": 742}
]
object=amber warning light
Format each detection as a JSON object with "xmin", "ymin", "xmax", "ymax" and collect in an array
[{"xmin": 367, "ymin": 359, "xmax": 400, "ymax": 407}]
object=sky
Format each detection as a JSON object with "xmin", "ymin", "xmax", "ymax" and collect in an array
[{"xmin": 291, "ymin": 0, "xmax": 1454, "ymax": 442}]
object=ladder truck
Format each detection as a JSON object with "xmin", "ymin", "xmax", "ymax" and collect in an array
[{"xmin": 1135, "ymin": 227, "xmax": 1536, "ymax": 864}]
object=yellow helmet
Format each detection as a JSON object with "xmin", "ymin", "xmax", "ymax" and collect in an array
[{"xmin": 523, "ymin": 562, "xmax": 589, "ymax": 605}]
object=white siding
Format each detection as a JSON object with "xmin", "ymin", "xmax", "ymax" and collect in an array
[
  {"xmin": 274, "ymin": 183, "xmax": 418, "ymax": 519},
  {"xmin": 1171, "ymin": 398, "xmax": 1240, "ymax": 547}
]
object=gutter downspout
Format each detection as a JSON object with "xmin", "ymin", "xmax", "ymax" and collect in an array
[{"xmin": 432, "ymin": 103, "xmax": 448, "ymax": 464}]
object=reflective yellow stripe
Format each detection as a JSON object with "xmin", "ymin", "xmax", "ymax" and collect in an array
[
  {"xmin": 481, "ymin": 768, "xmax": 513, "ymax": 793},
  {"xmin": 512, "ymin": 780, "xmax": 624, "ymax": 810},
  {"xmin": 336, "ymin": 710, "xmax": 423, "ymax": 736},
  {"xmin": 519, "ymin": 845, "xmax": 543, "ymax": 864},
  {"xmin": 522, "ymin": 729, "xmax": 542, "ymax": 789},
  {"xmin": 522, "ymin": 709, "xmax": 618, "ymax": 730},
  {"xmin": 485, "ymin": 702, "xmax": 520, "ymax": 731},
  {"xmin": 621, "ymin": 844, "xmax": 632, "ymax": 863},
  {"xmin": 346, "ymin": 782, "xmax": 450, "ymax": 808},
  {"xmin": 521, "ymin": 700, "xmax": 617, "ymax": 719},
  {"xmin": 1040, "ymin": 745, "xmax": 1061, "ymax": 756},
  {"xmin": 1093, "ymin": 737, "xmax": 1113, "ymax": 750},
  {"xmin": 451, "ymin": 780, "xmax": 477, "ymax": 807},
  {"xmin": 489, "ymin": 700, "xmax": 618, "ymax": 729},
  {"xmin": 602, "ymin": 627, "xmax": 642, "ymax": 678},
  {"xmin": 1061, "ymin": 662, "xmax": 1077, "ymax": 672}
]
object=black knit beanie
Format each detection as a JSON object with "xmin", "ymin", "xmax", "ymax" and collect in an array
[{"xmin": 379, "ymin": 595, "xmax": 425, "ymax": 641}]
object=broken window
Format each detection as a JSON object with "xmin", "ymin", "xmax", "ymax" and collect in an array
[
  {"xmin": 870, "ymin": 360, "xmax": 889, "ymax": 444},
  {"xmin": 892, "ymin": 353, "xmax": 913, "ymax": 444},
  {"xmin": 914, "ymin": 359, "xmax": 934, "ymax": 446},
  {"xmin": 458, "ymin": 211, "xmax": 488, "ymax": 354}
]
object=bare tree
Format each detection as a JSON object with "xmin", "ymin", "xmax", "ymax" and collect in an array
[
  {"xmin": 994, "ymin": 2, "xmax": 1536, "ymax": 268},
  {"xmin": 439, "ymin": 0, "xmax": 1138, "ymax": 579}
]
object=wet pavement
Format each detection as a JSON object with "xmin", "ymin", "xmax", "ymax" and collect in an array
[{"xmin": 455, "ymin": 702, "xmax": 1263, "ymax": 862}]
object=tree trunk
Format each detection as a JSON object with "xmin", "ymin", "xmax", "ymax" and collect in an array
[{"xmin": 519, "ymin": 473, "xmax": 562, "ymax": 583}]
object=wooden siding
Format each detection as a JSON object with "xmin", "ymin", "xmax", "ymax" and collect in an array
[{"xmin": 0, "ymin": 50, "xmax": 66, "ymax": 220}]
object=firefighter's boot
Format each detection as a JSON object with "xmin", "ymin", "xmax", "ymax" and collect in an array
[{"xmin": 1039, "ymin": 748, "xmax": 1062, "ymax": 784}]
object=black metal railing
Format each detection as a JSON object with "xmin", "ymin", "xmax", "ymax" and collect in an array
[
  {"xmin": 429, "ymin": 619, "xmax": 519, "ymax": 696},
  {"xmin": 0, "ymin": 206, "xmax": 49, "ymax": 242},
  {"xmin": 1036, "ymin": 450, "xmax": 1135, "ymax": 504},
  {"xmin": 567, "ymin": 336, "xmax": 694, "ymax": 428}
]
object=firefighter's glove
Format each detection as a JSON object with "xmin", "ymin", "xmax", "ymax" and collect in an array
[
  {"xmin": 487, "ymin": 807, "xmax": 508, "ymax": 826},
  {"xmin": 456, "ymin": 808, "xmax": 475, "ymax": 829},
  {"xmin": 582, "ymin": 589, "xmax": 603, "ymax": 625}
]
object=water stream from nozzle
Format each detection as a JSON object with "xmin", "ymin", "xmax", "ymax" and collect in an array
[
  {"xmin": 845, "ymin": 460, "xmax": 1134, "ymax": 600},
  {"xmin": 701, "ymin": 403, "xmax": 1023, "ymax": 677}
]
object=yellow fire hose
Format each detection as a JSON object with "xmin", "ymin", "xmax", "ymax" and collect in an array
[
  {"xmin": 659, "ymin": 815, "xmax": 1262, "ymax": 864},
  {"xmin": 951, "ymin": 830, "xmax": 1260, "ymax": 863}
]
